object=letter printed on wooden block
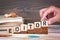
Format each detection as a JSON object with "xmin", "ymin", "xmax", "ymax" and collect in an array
[
  {"xmin": 14, "ymin": 26, "xmax": 20, "ymax": 32},
  {"xmin": 41, "ymin": 21, "xmax": 48, "ymax": 27},
  {"xmin": 8, "ymin": 27, "xmax": 13, "ymax": 35},
  {"xmin": 41, "ymin": 21, "xmax": 48, "ymax": 34},
  {"xmin": 34, "ymin": 22, "xmax": 41, "ymax": 28},
  {"xmin": 28, "ymin": 23, "xmax": 34, "ymax": 30},
  {"xmin": 21, "ymin": 24, "xmax": 27, "ymax": 31}
]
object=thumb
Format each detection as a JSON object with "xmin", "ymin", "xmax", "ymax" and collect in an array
[{"xmin": 48, "ymin": 16, "xmax": 57, "ymax": 24}]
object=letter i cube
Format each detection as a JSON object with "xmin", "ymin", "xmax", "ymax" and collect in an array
[
  {"xmin": 20, "ymin": 24, "xmax": 28, "ymax": 34},
  {"xmin": 41, "ymin": 21, "xmax": 48, "ymax": 34}
]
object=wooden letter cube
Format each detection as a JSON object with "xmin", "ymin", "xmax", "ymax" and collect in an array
[
  {"xmin": 13, "ymin": 26, "xmax": 20, "ymax": 34},
  {"xmin": 34, "ymin": 22, "xmax": 42, "ymax": 34},
  {"xmin": 41, "ymin": 21, "xmax": 48, "ymax": 34},
  {"xmin": 27, "ymin": 23, "xmax": 34, "ymax": 34},
  {"xmin": 20, "ymin": 24, "xmax": 28, "ymax": 34},
  {"xmin": 8, "ymin": 27, "xmax": 13, "ymax": 35}
]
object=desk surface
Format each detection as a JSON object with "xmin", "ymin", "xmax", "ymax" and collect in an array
[
  {"xmin": 0, "ymin": 33, "xmax": 60, "ymax": 40},
  {"xmin": 0, "ymin": 25, "xmax": 60, "ymax": 40}
]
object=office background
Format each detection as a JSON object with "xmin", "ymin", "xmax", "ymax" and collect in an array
[{"xmin": 0, "ymin": 0, "xmax": 60, "ymax": 24}]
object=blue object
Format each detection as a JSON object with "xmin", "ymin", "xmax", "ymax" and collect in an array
[{"xmin": 28, "ymin": 35, "xmax": 40, "ymax": 38}]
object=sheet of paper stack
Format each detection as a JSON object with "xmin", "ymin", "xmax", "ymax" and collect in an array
[
  {"xmin": 0, "ymin": 13, "xmax": 24, "ymax": 26},
  {"xmin": 0, "ymin": 12, "xmax": 48, "ymax": 37},
  {"xmin": 0, "ymin": 16, "xmax": 23, "ymax": 26}
]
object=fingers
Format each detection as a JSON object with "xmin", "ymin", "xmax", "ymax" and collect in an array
[
  {"xmin": 39, "ymin": 8, "xmax": 47, "ymax": 18},
  {"xmin": 41, "ymin": 7, "xmax": 55, "ymax": 20},
  {"xmin": 48, "ymin": 16, "xmax": 57, "ymax": 24},
  {"xmin": 39, "ymin": 6, "xmax": 60, "ymax": 24}
]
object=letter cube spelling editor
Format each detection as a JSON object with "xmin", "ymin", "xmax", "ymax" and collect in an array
[
  {"xmin": 34, "ymin": 22, "xmax": 41, "ymax": 34},
  {"xmin": 13, "ymin": 21, "xmax": 48, "ymax": 34},
  {"xmin": 41, "ymin": 21, "xmax": 48, "ymax": 34},
  {"xmin": 20, "ymin": 24, "xmax": 28, "ymax": 34},
  {"xmin": 14, "ymin": 26, "xmax": 21, "ymax": 34},
  {"xmin": 27, "ymin": 23, "xmax": 34, "ymax": 34}
]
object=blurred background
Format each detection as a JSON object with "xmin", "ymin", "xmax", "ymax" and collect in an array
[{"xmin": 0, "ymin": 0, "xmax": 60, "ymax": 24}]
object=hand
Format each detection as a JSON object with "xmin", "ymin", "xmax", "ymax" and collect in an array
[{"xmin": 39, "ymin": 6, "xmax": 60, "ymax": 24}]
